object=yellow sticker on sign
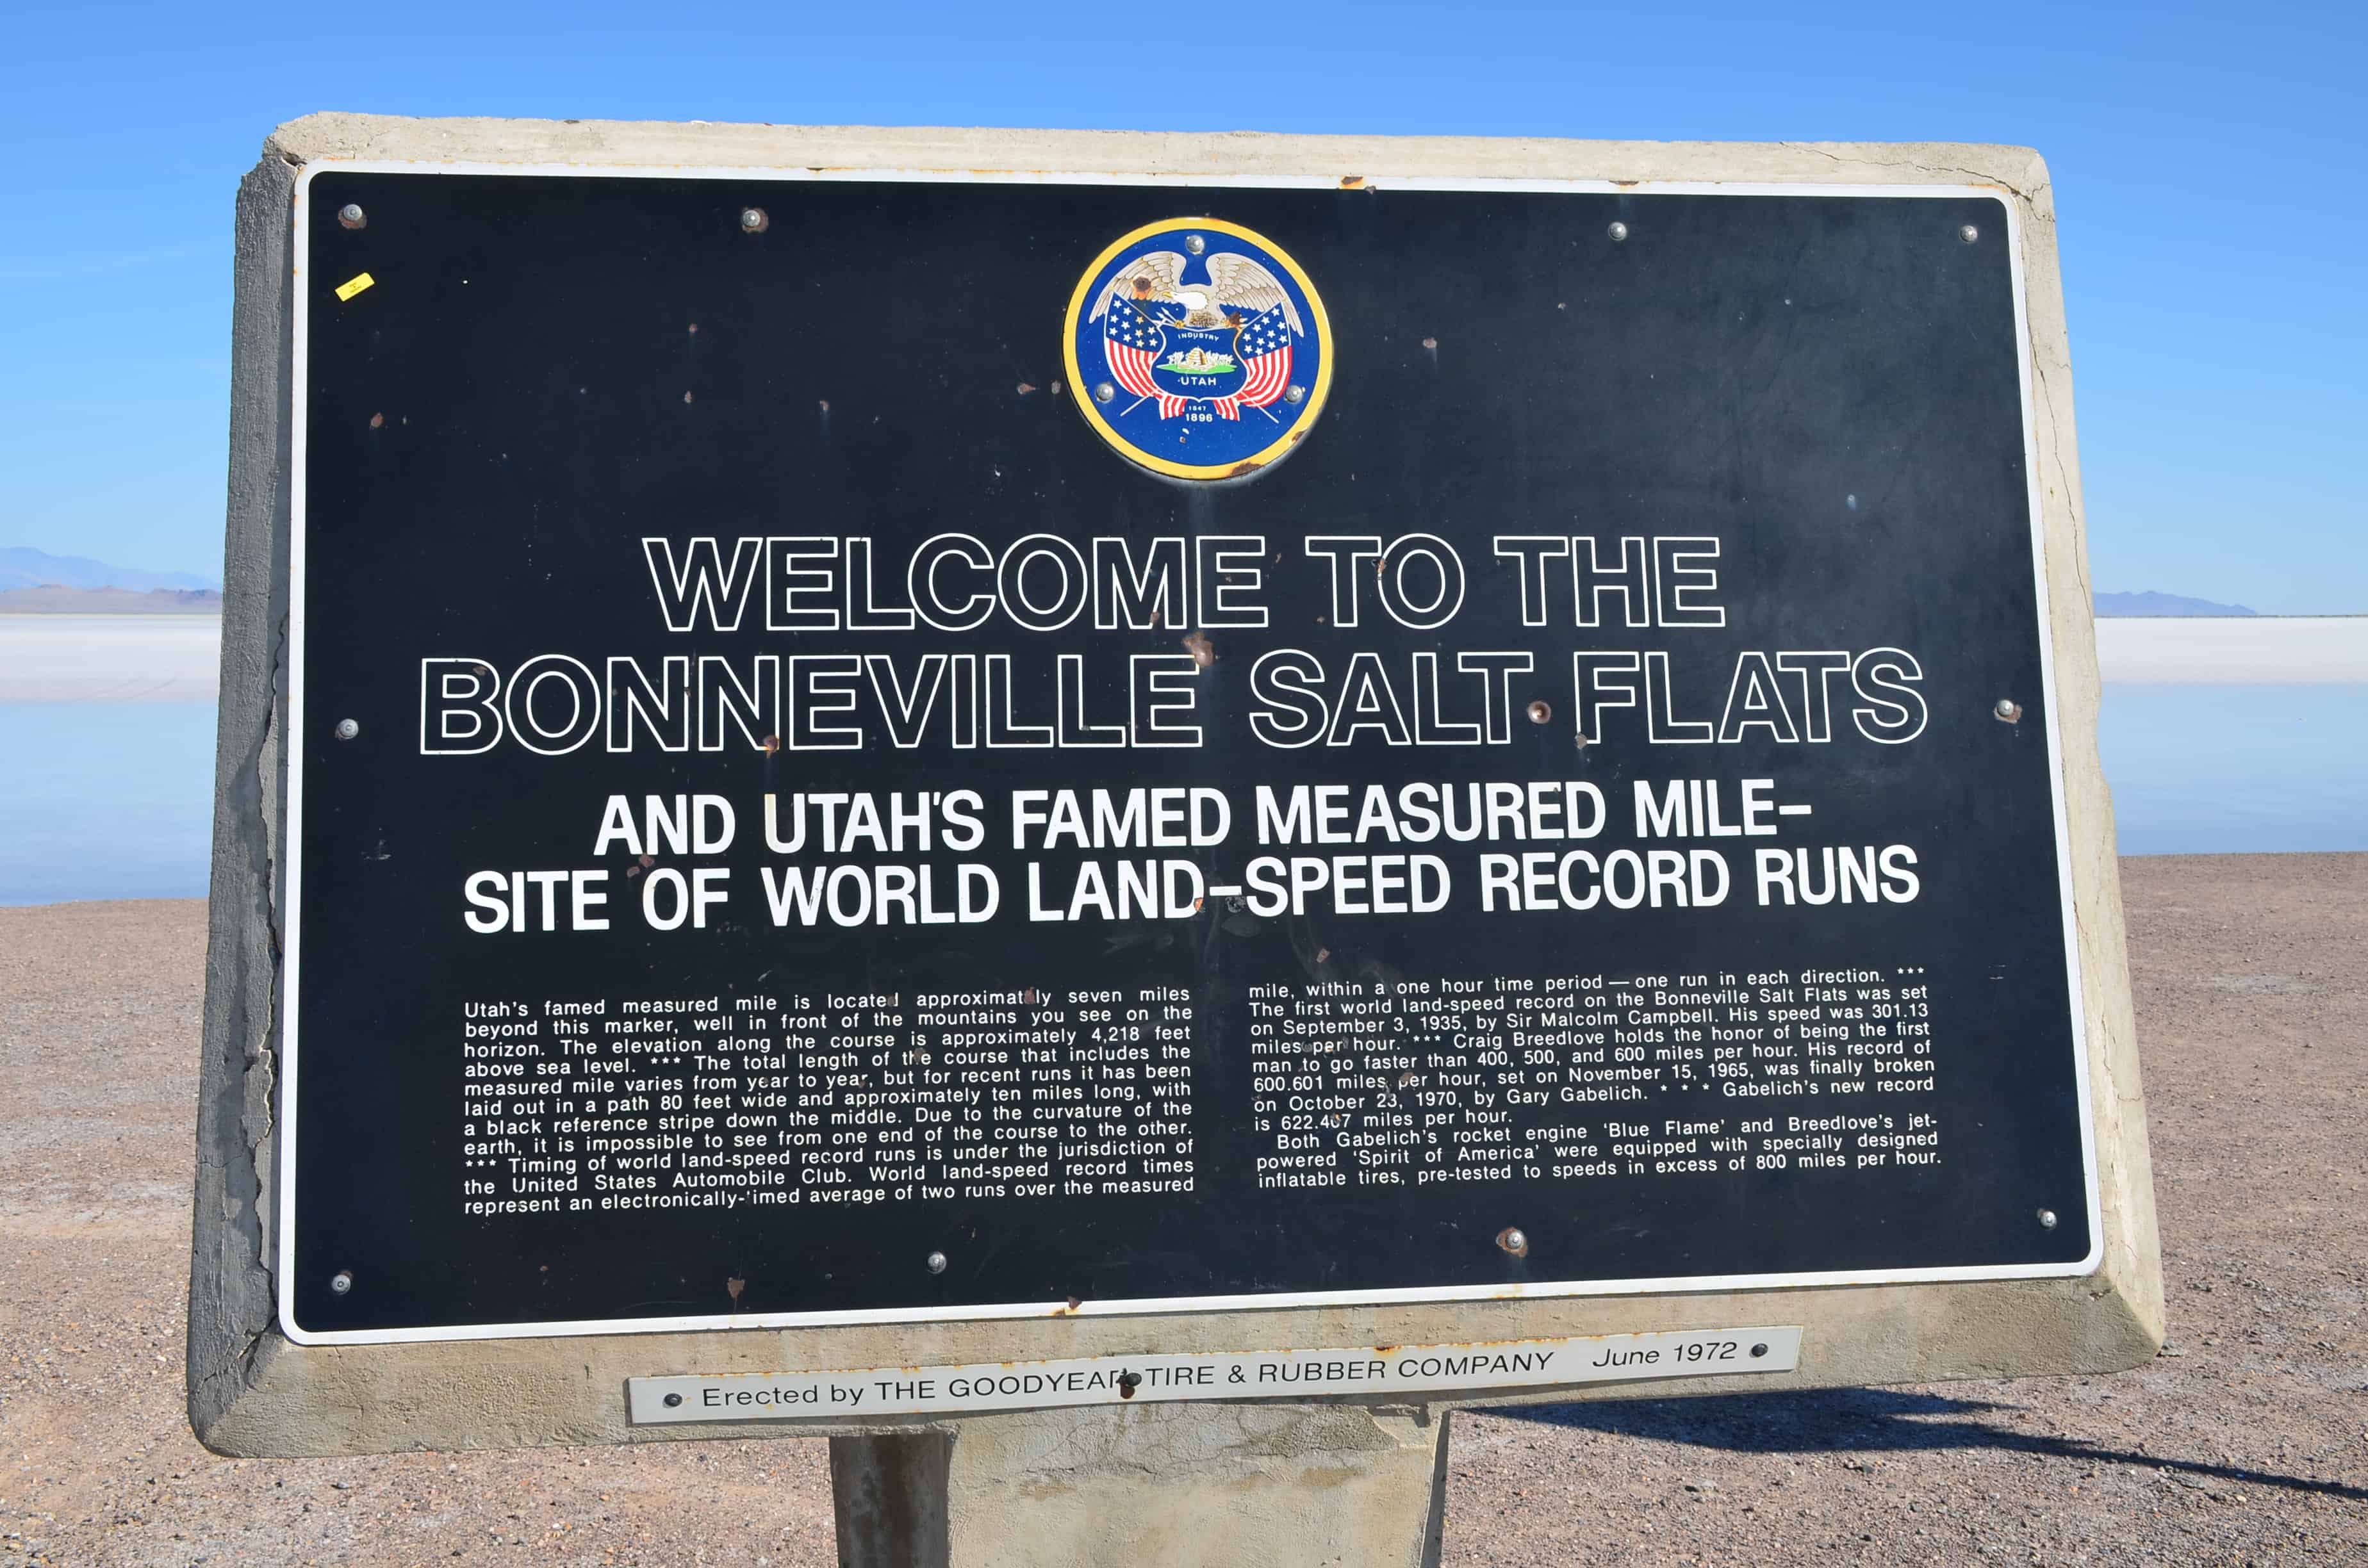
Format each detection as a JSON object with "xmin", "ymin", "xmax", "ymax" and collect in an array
[{"xmin": 334, "ymin": 272, "xmax": 376, "ymax": 302}]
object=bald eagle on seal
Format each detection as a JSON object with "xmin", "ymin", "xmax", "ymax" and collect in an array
[{"xmin": 1089, "ymin": 250, "xmax": 1306, "ymax": 335}]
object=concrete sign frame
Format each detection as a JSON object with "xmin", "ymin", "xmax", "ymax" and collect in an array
[{"xmin": 192, "ymin": 118, "xmax": 2158, "ymax": 1486}]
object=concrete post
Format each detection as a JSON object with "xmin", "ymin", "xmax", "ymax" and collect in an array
[
  {"xmin": 832, "ymin": 1405, "xmax": 1452, "ymax": 1568},
  {"xmin": 830, "ymin": 1430, "xmax": 952, "ymax": 1567}
]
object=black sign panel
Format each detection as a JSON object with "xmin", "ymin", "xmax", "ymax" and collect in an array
[{"xmin": 283, "ymin": 168, "xmax": 2094, "ymax": 1343}]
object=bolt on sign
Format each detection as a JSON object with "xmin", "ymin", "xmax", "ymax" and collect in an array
[{"xmin": 191, "ymin": 119, "xmax": 2158, "ymax": 1460}]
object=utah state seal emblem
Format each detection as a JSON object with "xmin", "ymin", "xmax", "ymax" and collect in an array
[{"xmin": 1063, "ymin": 218, "xmax": 1331, "ymax": 481}]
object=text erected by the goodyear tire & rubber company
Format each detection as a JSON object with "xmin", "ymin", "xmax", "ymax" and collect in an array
[{"xmin": 628, "ymin": 1327, "xmax": 1805, "ymax": 1422}]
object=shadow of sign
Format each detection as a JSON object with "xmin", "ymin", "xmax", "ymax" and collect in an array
[{"xmin": 1494, "ymin": 1388, "xmax": 2368, "ymax": 1504}]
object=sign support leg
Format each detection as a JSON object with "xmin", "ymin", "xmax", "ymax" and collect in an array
[
  {"xmin": 829, "ymin": 1404, "xmax": 1452, "ymax": 1567},
  {"xmin": 830, "ymin": 1430, "xmax": 953, "ymax": 1567}
]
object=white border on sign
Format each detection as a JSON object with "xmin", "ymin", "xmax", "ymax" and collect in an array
[{"xmin": 281, "ymin": 160, "xmax": 2099, "ymax": 1346}]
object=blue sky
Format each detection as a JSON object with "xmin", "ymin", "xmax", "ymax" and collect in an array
[{"xmin": 2, "ymin": 1, "xmax": 2360, "ymax": 610}]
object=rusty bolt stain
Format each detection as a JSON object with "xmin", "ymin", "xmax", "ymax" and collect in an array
[
  {"xmin": 1314, "ymin": 946, "xmax": 1331, "ymax": 963},
  {"xmin": 761, "ymin": 733, "xmax": 782, "ymax": 753},
  {"xmin": 1227, "ymin": 459, "xmax": 1261, "ymax": 476},
  {"xmin": 1993, "ymin": 698, "xmax": 2023, "ymax": 724},
  {"xmin": 1526, "ymin": 700, "xmax": 1552, "ymax": 725},
  {"xmin": 1574, "ymin": 733, "xmax": 1590, "ymax": 751},
  {"xmin": 336, "ymin": 204, "xmax": 366, "ymax": 230},
  {"xmin": 1117, "ymin": 1371, "xmax": 1141, "ymax": 1398},
  {"xmin": 1016, "ymin": 382, "xmax": 1037, "ymax": 395},
  {"xmin": 727, "ymin": 1276, "xmax": 746, "ymax": 1303},
  {"xmin": 1495, "ymin": 1227, "xmax": 1530, "ymax": 1258},
  {"xmin": 740, "ymin": 207, "xmax": 769, "ymax": 233},
  {"xmin": 329, "ymin": 1270, "xmax": 353, "ymax": 1295},
  {"xmin": 1066, "ymin": 1296, "xmax": 1083, "ymax": 1311},
  {"xmin": 1607, "ymin": 221, "xmax": 1630, "ymax": 242},
  {"xmin": 1340, "ymin": 175, "xmax": 1366, "ymax": 189},
  {"xmin": 639, "ymin": 854, "xmax": 656, "ymax": 868},
  {"xmin": 1182, "ymin": 631, "xmax": 1216, "ymax": 668},
  {"xmin": 1397, "ymin": 1072, "xmax": 1418, "ymax": 1088},
  {"xmin": 368, "ymin": 412, "xmax": 384, "ymax": 430},
  {"xmin": 1421, "ymin": 336, "xmax": 1438, "ymax": 352}
]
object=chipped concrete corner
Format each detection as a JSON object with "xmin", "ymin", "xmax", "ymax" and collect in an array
[
  {"xmin": 187, "ymin": 118, "xmax": 2158, "ymax": 1510},
  {"xmin": 188, "ymin": 149, "xmax": 297, "ymax": 1450}
]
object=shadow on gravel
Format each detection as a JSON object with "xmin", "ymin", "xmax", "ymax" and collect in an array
[{"xmin": 1492, "ymin": 1389, "xmax": 2368, "ymax": 1503}]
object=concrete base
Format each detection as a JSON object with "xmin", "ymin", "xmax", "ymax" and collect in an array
[{"xmin": 831, "ymin": 1405, "xmax": 1450, "ymax": 1568}]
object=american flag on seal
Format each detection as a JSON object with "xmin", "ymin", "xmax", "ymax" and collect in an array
[
  {"xmin": 1100, "ymin": 298, "xmax": 1191, "ymax": 420},
  {"xmin": 1091, "ymin": 246, "xmax": 1305, "ymax": 421}
]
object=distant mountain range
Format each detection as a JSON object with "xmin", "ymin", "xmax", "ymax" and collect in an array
[
  {"xmin": 1, "ymin": 546, "xmax": 218, "ymax": 594},
  {"xmin": 2093, "ymin": 591, "xmax": 2256, "ymax": 617},
  {"xmin": 0, "ymin": 585, "xmax": 223, "ymax": 614}
]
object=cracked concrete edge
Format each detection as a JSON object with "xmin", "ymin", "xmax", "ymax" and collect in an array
[
  {"xmin": 187, "ymin": 118, "xmax": 2155, "ymax": 1461},
  {"xmin": 2012, "ymin": 152, "xmax": 2164, "ymax": 1360},
  {"xmin": 258, "ymin": 112, "xmax": 2054, "ymax": 195},
  {"xmin": 188, "ymin": 152, "xmax": 297, "ymax": 1445},
  {"xmin": 197, "ymin": 1271, "xmax": 2158, "ymax": 1457}
]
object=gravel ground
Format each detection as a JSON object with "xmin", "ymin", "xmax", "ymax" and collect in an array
[{"xmin": 3, "ymin": 855, "xmax": 2364, "ymax": 1565}]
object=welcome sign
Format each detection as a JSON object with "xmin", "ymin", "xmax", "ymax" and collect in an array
[{"xmin": 272, "ymin": 159, "xmax": 2100, "ymax": 1346}]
